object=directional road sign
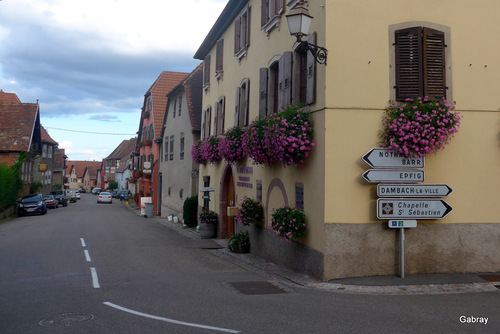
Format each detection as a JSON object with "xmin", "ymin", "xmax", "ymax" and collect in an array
[
  {"xmin": 377, "ymin": 199, "xmax": 452, "ymax": 219},
  {"xmin": 363, "ymin": 148, "xmax": 424, "ymax": 168},
  {"xmin": 377, "ymin": 184, "xmax": 452, "ymax": 197},
  {"xmin": 388, "ymin": 220, "xmax": 418, "ymax": 228},
  {"xmin": 363, "ymin": 169, "xmax": 424, "ymax": 183}
]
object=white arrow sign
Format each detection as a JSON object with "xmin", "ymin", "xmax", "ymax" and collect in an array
[
  {"xmin": 363, "ymin": 148, "xmax": 424, "ymax": 168},
  {"xmin": 363, "ymin": 169, "xmax": 424, "ymax": 183},
  {"xmin": 377, "ymin": 199, "xmax": 452, "ymax": 219},
  {"xmin": 377, "ymin": 184, "xmax": 452, "ymax": 197}
]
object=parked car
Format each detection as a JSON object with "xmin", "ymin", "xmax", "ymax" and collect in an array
[
  {"xmin": 75, "ymin": 190, "xmax": 81, "ymax": 200},
  {"xmin": 66, "ymin": 190, "xmax": 77, "ymax": 203},
  {"xmin": 92, "ymin": 187, "xmax": 101, "ymax": 195},
  {"xmin": 18, "ymin": 194, "xmax": 47, "ymax": 216},
  {"xmin": 43, "ymin": 195, "xmax": 58, "ymax": 209},
  {"xmin": 78, "ymin": 187, "xmax": 86, "ymax": 193},
  {"xmin": 118, "ymin": 190, "xmax": 132, "ymax": 201},
  {"xmin": 50, "ymin": 190, "xmax": 68, "ymax": 207},
  {"xmin": 109, "ymin": 190, "xmax": 119, "ymax": 198},
  {"xmin": 97, "ymin": 192, "xmax": 113, "ymax": 204}
]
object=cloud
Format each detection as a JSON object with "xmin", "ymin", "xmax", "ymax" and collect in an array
[{"xmin": 89, "ymin": 114, "xmax": 120, "ymax": 122}]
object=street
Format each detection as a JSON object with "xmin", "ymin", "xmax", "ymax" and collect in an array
[{"xmin": 0, "ymin": 194, "xmax": 498, "ymax": 334}]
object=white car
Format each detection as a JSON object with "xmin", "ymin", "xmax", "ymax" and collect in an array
[
  {"xmin": 97, "ymin": 192, "xmax": 112, "ymax": 204},
  {"xmin": 75, "ymin": 190, "xmax": 81, "ymax": 200}
]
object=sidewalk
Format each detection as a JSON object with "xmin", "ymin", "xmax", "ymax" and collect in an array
[{"xmin": 124, "ymin": 201, "xmax": 500, "ymax": 295}]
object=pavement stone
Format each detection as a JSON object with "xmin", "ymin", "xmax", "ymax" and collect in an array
[{"xmin": 123, "ymin": 202, "xmax": 500, "ymax": 295}]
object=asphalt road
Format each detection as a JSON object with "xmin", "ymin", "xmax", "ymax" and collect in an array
[{"xmin": 0, "ymin": 194, "xmax": 498, "ymax": 333}]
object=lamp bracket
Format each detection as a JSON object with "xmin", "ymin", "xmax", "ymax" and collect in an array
[{"xmin": 298, "ymin": 40, "xmax": 328, "ymax": 65}]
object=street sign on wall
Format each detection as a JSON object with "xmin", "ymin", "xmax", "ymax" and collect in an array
[
  {"xmin": 377, "ymin": 199, "xmax": 452, "ymax": 219},
  {"xmin": 363, "ymin": 148, "xmax": 424, "ymax": 168},
  {"xmin": 377, "ymin": 184, "xmax": 452, "ymax": 197},
  {"xmin": 363, "ymin": 169, "xmax": 424, "ymax": 183}
]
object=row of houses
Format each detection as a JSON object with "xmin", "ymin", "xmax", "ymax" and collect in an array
[{"xmin": 130, "ymin": 0, "xmax": 500, "ymax": 281}]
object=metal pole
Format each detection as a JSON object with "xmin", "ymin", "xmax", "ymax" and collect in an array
[{"xmin": 400, "ymin": 228, "xmax": 405, "ymax": 278}]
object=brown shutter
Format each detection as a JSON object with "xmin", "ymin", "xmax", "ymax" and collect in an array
[
  {"xmin": 395, "ymin": 27, "xmax": 423, "ymax": 101},
  {"xmin": 244, "ymin": 79, "xmax": 250, "ymax": 126},
  {"xmin": 214, "ymin": 101, "xmax": 219, "ymax": 135},
  {"xmin": 219, "ymin": 97, "xmax": 225, "ymax": 134},
  {"xmin": 201, "ymin": 109, "xmax": 206, "ymax": 140},
  {"xmin": 245, "ymin": 6, "xmax": 251, "ymax": 48},
  {"xmin": 279, "ymin": 51, "xmax": 293, "ymax": 108},
  {"xmin": 259, "ymin": 68, "xmax": 268, "ymax": 119},
  {"xmin": 234, "ymin": 87, "xmax": 240, "ymax": 127},
  {"xmin": 207, "ymin": 106, "xmax": 211, "ymax": 137},
  {"xmin": 216, "ymin": 39, "xmax": 224, "ymax": 72},
  {"xmin": 204, "ymin": 55, "xmax": 211, "ymax": 86},
  {"xmin": 423, "ymin": 28, "xmax": 446, "ymax": 99},
  {"xmin": 261, "ymin": 0, "xmax": 269, "ymax": 27},
  {"xmin": 278, "ymin": 0, "xmax": 284, "ymax": 14},
  {"xmin": 234, "ymin": 17, "xmax": 241, "ymax": 54},
  {"xmin": 306, "ymin": 32, "xmax": 317, "ymax": 105}
]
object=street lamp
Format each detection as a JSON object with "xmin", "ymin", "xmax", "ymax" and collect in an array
[{"xmin": 286, "ymin": 2, "xmax": 328, "ymax": 65}]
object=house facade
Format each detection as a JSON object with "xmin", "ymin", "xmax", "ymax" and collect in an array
[
  {"xmin": 159, "ymin": 64, "xmax": 203, "ymax": 220},
  {"xmin": 0, "ymin": 91, "xmax": 43, "ymax": 194},
  {"xmin": 103, "ymin": 138, "xmax": 136, "ymax": 184},
  {"xmin": 35, "ymin": 126, "xmax": 59, "ymax": 194},
  {"xmin": 194, "ymin": 0, "xmax": 500, "ymax": 280},
  {"xmin": 136, "ymin": 71, "xmax": 188, "ymax": 215}
]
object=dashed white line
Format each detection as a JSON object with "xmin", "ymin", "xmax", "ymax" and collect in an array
[
  {"xmin": 84, "ymin": 250, "xmax": 91, "ymax": 262},
  {"xmin": 103, "ymin": 302, "xmax": 240, "ymax": 333},
  {"xmin": 80, "ymin": 238, "xmax": 86, "ymax": 247},
  {"xmin": 90, "ymin": 267, "xmax": 100, "ymax": 288}
]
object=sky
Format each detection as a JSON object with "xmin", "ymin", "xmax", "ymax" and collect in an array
[{"xmin": 0, "ymin": 0, "xmax": 228, "ymax": 161}]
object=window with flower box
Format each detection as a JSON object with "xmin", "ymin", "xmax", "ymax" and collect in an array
[{"xmin": 392, "ymin": 25, "xmax": 449, "ymax": 101}]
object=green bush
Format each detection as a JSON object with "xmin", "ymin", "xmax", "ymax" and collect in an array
[
  {"xmin": 183, "ymin": 196, "xmax": 198, "ymax": 227},
  {"xmin": 0, "ymin": 154, "xmax": 26, "ymax": 212}
]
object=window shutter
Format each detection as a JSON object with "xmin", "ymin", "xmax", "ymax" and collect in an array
[
  {"xmin": 219, "ymin": 97, "xmax": 225, "ymax": 134},
  {"xmin": 206, "ymin": 106, "xmax": 211, "ymax": 137},
  {"xmin": 306, "ymin": 32, "xmax": 317, "ymax": 105},
  {"xmin": 204, "ymin": 55, "xmax": 211, "ymax": 86},
  {"xmin": 395, "ymin": 27, "xmax": 423, "ymax": 101},
  {"xmin": 234, "ymin": 87, "xmax": 241, "ymax": 127},
  {"xmin": 216, "ymin": 39, "xmax": 224, "ymax": 72},
  {"xmin": 214, "ymin": 101, "xmax": 219, "ymax": 136},
  {"xmin": 259, "ymin": 68, "xmax": 268, "ymax": 119},
  {"xmin": 243, "ymin": 79, "xmax": 250, "ymax": 126},
  {"xmin": 201, "ymin": 109, "xmax": 206, "ymax": 139},
  {"xmin": 244, "ymin": 6, "xmax": 251, "ymax": 48},
  {"xmin": 423, "ymin": 28, "xmax": 446, "ymax": 99},
  {"xmin": 261, "ymin": 0, "xmax": 269, "ymax": 27},
  {"xmin": 279, "ymin": 51, "xmax": 293, "ymax": 108},
  {"xmin": 234, "ymin": 17, "xmax": 241, "ymax": 54},
  {"xmin": 277, "ymin": 0, "xmax": 284, "ymax": 15}
]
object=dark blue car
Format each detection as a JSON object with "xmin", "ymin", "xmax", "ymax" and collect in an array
[{"xmin": 18, "ymin": 194, "xmax": 47, "ymax": 216}]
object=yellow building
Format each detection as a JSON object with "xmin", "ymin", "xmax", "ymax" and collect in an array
[{"xmin": 194, "ymin": 0, "xmax": 500, "ymax": 280}]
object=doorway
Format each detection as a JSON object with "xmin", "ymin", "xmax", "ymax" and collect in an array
[{"xmin": 220, "ymin": 165, "xmax": 235, "ymax": 238}]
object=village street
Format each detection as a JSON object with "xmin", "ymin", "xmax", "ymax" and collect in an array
[{"xmin": 0, "ymin": 194, "xmax": 497, "ymax": 334}]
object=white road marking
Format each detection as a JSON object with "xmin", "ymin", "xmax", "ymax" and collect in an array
[
  {"xmin": 90, "ymin": 268, "xmax": 100, "ymax": 288},
  {"xmin": 80, "ymin": 238, "xmax": 86, "ymax": 247},
  {"xmin": 84, "ymin": 250, "xmax": 91, "ymax": 262},
  {"xmin": 103, "ymin": 302, "xmax": 240, "ymax": 333}
]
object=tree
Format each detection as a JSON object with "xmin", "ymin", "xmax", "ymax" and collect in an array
[{"xmin": 108, "ymin": 180, "xmax": 118, "ymax": 190}]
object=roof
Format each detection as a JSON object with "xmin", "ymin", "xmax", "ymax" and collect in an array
[
  {"xmin": 105, "ymin": 138, "xmax": 137, "ymax": 160},
  {"xmin": 165, "ymin": 63, "xmax": 203, "ymax": 132},
  {"xmin": 66, "ymin": 160, "xmax": 102, "ymax": 178},
  {"xmin": 145, "ymin": 71, "xmax": 189, "ymax": 140},
  {"xmin": 0, "ymin": 102, "xmax": 40, "ymax": 152},
  {"xmin": 41, "ymin": 126, "xmax": 58, "ymax": 145},
  {"xmin": 194, "ymin": 0, "xmax": 249, "ymax": 60},
  {"xmin": 0, "ymin": 90, "xmax": 21, "ymax": 103},
  {"xmin": 83, "ymin": 165, "xmax": 100, "ymax": 181}
]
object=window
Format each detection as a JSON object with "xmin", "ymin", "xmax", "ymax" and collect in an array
[
  {"xmin": 261, "ymin": 0, "xmax": 284, "ymax": 35},
  {"xmin": 180, "ymin": 132, "xmax": 185, "ymax": 160},
  {"xmin": 173, "ymin": 98, "xmax": 176, "ymax": 118},
  {"xmin": 214, "ymin": 96, "xmax": 226, "ymax": 136},
  {"xmin": 164, "ymin": 141, "xmax": 168, "ymax": 161},
  {"xmin": 42, "ymin": 144, "xmax": 47, "ymax": 158},
  {"xmin": 145, "ymin": 95, "xmax": 152, "ymax": 111},
  {"xmin": 394, "ymin": 26, "xmax": 447, "ymax": 101},
  {"xmin": 203, "ymin": 55, "xmax": 211, "ymax": 90},
  {"xmin": 216, "ymin": 38, "xmax": 224, "ymax": 79},
  {"xmin": 295, "ymin": 183, "xmax": 304, "ymax": 210},
  {"xmin": 234, "ymin": 79, "xmax": 250, "ymax": 127},
  {"xmin": 201, "ymin": 106, "xmax": 212, "ymax": 140},
  {"xmin": 48, "ymin": 146, "xmax": 53, "ymax": 158},
  {"xmin": 234, "ymin": 6, "xmax": 250, "ymax": 60},
  {"xmin": 278, "ymin": 51, "xmax": 292, "ymax": 109},
  {"xmin": 169, "ymin": 136, "xmax": 174, "ymax": 161}
]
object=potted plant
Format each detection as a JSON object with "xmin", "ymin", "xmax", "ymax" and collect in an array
[
  {"xmin": 380, "ymin": 97, "xmax": 461, "ymax": 157},
  {"xmin": 144, "ymin": 139, "xmax": 153, "ymax": 146},
  {"xmin": 271, "ymin": 206, "xmax": 309, "ymax": 242},
  {"xmin": 236, "ymin": 197, "xmax": 264, "ymax": 226},
  {"xmin": 199, "ymin": 209, "xmax": 218, "ymax": 239},
  {"xmin": 227, "ymin": 230, "xmax": 250, "ymax": 253},
  {"xmin": 142, "ymin": 110, "xmax": 150, "ymax": 119}
]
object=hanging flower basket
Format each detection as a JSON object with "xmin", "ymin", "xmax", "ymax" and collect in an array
[
  {"xmin": 243, "ymin": 118, "xmax": 274, "ymax": 166},
  {"xmin": 219, "ymin": 126, "xmax": 247, "ymax": 163},
  {"xmin": 380, "ymin": 97, "xmax": 461, "ymax": 158},
  {"xmin": 271, "ymin": 206, "xmax": 309, "ymax": 242},
  {"xmin": 191, "ymin": 140, "xmax": 206, "ymax": 165},
  {"xmin": 142, "ymin": 111, "xmax": 150, "ymax": 119},
  {"xmin": 144, "ymin": 139, "xmax": 152, "ymax": 146},
  {"xmin": 195, "ymin": 136, "xmax": 222, "ymax": 165}
]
